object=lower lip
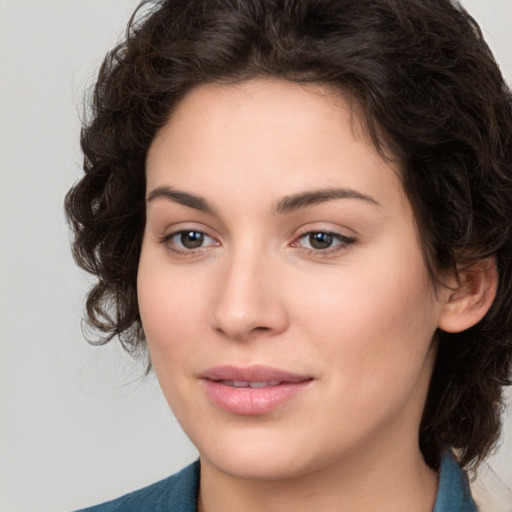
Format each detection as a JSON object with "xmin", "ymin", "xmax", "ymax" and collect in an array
[{"xmin": 202, "ymin": 380, "xmax": 312, "ymax": 415}]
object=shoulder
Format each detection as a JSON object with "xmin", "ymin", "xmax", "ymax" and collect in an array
[{"xmin": 75, "ymin": 461, "xmax": 200, "ymax": 512}]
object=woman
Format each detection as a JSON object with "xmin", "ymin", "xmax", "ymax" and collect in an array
[{"xmin": 66, "ymin": 0, "xmax": 512, "ymax": 510}]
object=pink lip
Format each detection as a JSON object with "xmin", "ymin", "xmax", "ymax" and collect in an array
[{"xmin": 199, "ymin": 365, "xmax": 313, "ymax": 415}]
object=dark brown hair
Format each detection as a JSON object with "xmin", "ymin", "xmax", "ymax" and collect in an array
[{"xmin": 65, "ymin": 0, "xmax": 512, "ymax": 471}]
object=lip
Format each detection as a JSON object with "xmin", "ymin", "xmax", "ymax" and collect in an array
[{"xmin": 199, "ymin": 365, "xmax": 313, "ymax": 415}]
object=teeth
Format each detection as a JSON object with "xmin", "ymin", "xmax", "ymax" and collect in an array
[
  {"xmin": 219, "ymin": 380, "xmax": 281, "ymax": 388},
  {"xmin": 249, "ymin": 381, "xmax": 280, "ymax": 388}
]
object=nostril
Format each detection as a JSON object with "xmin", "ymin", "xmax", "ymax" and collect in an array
[{"xmin": 209, "ymin": 270, "xmax": 289, "ymax": 340}]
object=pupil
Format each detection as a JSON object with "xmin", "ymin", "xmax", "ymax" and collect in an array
[
  {"xmin": 309, "ymin": 232, "xmax": 333, "ymax": 249},
  {"xmin": 181, "ymin": 231, "xmax": 204, "ymax": 249}
]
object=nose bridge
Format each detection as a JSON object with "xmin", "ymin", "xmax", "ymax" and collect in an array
[{"xmin": 211, "ymin": 238, "xmax": 287, "ymax": 340}]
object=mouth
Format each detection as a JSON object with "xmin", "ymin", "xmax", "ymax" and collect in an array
[
  {"xmin": 217, "ymin": 380, "xmax": 282, "ymax": 388},
  {"xmin": 200, "ymin": 364, "xmax": 311, "ymax": 383},
  {"xmin": 199, "ymin": 365, "xmax": 313, "ymax": 415}
]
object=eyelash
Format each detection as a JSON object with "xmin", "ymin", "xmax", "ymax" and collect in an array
[
  {"xmin": 159, "ymin": 230, "xmax": 218, "ymax": 256},
  {"xmin": 159, "ymin": 229, "xmax": 356, "ymax": 257},
  {"xmin": 292, "ymin": 231, "xmax": 356, "ymax": 256}
]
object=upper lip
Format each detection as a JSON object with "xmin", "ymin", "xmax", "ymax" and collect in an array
[{"xmin": 199, "ymin": 364, "xmax": 312, "ymax": 383}]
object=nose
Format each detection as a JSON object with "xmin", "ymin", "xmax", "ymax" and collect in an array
[{"xmin": 210, "ymin": 247, "xmax": 289, "ymax": 341}]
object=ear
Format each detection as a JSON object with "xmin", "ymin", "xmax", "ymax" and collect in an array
[{"xmin": 438, "ymin": 257, "xmax": 498, "ymax": 333}]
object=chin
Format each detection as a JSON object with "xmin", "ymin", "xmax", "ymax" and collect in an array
[
  {"xmin": 190, "ymin": 422, "xmax": 343, "ymax": 482},
  {"xmin": 202, "ymin": 447, "xmax": 313, "ymax": 481}
]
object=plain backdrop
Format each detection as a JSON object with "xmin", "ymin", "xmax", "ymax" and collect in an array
[{"xmin": 0, "ymin": 1, "xmax": 511, "ymax": 511}]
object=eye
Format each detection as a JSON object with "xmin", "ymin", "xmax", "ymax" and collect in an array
[
  {"xmin": 161, "ymin": 230, "xmax": 218, "ymax": 252},
  {"xmin": 294, "ymin": 231, "xmax": 355, "ymax": 252},
  {"xmin": 303, "ymin": 232, "xmax": 336, "ymax": 250}
]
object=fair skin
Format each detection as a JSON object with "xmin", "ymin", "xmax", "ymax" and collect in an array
[{"xmin": 137, "ymin": 78, "xmax": 494, "ymax": 512}]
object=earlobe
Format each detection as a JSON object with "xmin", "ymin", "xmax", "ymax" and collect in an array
[{"xmin": 438, "ymin": 257, "xmax": 498, "ymax": 333}]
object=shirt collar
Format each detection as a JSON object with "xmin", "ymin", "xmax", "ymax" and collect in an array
[{"xmin": 433, "ymin": 451, "xmax": 477, "ymax": 512}]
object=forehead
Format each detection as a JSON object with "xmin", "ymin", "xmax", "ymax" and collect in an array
[
  {"xmin": 149, "ymin": 78, "xmax": 369, "ymax": 160},
  {"xmin": 146, "ymin": 78, "xmax": 407, "ymax": 215}
]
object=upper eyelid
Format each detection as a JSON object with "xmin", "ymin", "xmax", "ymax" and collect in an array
[
  {"xmin": 294, "ymin": 231, "xmax": 355, "ymax": 245},
  {"xmin": 163, "ymin": 229, "xmax": 217, "ymax": 242},
  {"xmin": 160, "ymin": 222, "xmax": 217, "ymax": 238},
  {"xmin": 157, "ymin": 223, "xmax": 356, "ymax": 245},
  {"xmin": 293, "ymin": 223, "xmax": 357, "ymax": 240},
  {"xmin": 297, "ymin": 228, "xmax": 353, "ymax": 238}
]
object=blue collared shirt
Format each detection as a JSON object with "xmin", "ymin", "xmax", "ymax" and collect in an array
[
  {"xmin": 78, "ymin": 452, "xmax": 477, "ymax": 511},
  {"xmin": 434, "ymin": 451, "xmax": 477, "ymax": 512}
]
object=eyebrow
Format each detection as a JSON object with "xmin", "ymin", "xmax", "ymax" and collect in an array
[
  {"xmin": 274, "ymin": 188, "xmax": 381, "ymax": 214},
  {"xmin": 146, "ymin": 186, "xmax": 216, "ymax": 214},
  {"xmin": 146, "ymin": 185, "xmax": 380, "ymax": 214}
]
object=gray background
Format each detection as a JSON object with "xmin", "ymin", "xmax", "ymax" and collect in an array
[{"xmin": 0, "ymin": 1, "xmax": 510, "ymax": 511}]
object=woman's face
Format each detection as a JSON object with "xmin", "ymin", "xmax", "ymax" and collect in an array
[{"xmin": 138, "ymin": 79, "xmax": 447, "ymax": 480}]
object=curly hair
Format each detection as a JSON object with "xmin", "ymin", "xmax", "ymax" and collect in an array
[{"xmin": 65, "ymin": 0, "xmax": 512, "ymax": 471}]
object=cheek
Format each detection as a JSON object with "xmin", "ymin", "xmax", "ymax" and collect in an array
[
  {"xmin": 291, "ymin": 247, "xmax": 439, "ymax": 388},
  {"xmin": 137, "ymin": 252, "xmax": 203, "ymax": 371},
  {"xmin": 137, "ymin": 261, "xmax": 205, "ymax": 426}
]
